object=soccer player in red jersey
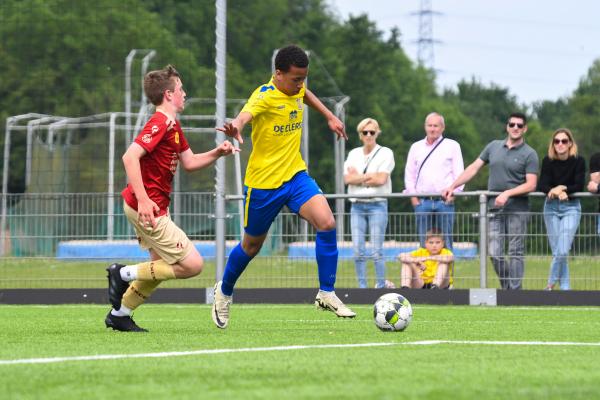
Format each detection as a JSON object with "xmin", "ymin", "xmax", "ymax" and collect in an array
[{"xmin": 105, "ymin": 65, "xmax": 238, "ymax": 332}]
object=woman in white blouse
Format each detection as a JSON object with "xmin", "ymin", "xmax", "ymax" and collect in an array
[{"xmin": 343, "ymin": 118, "xmax": 395, "ymax": 288}]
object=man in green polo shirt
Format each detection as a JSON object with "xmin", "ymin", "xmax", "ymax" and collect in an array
[{"xmin": 442, "ymin": 112, "xmax": 538, "ymax": 289}]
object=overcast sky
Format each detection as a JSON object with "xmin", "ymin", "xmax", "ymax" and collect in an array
[{"xmin": 328, "ymin": 0, "xmax": 600, "ymax": 105}]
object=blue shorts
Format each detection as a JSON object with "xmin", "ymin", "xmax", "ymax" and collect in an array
[{"xmin": 243, "ymin": 171, "xmax": 322, "ymax": 236}]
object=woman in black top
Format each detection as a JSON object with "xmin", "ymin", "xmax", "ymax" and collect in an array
[{"xmin": 538, "ymin": 128, "xmax": 586, "ymax": 290}]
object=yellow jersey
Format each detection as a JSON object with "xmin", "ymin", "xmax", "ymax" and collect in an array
[
  {"xmin": 241, "ymin": 78, "xmax": 307, "ymax": 188},
  {"xmin": 409, "ymin": 247, "xmax": 454, "ymax": 285}
]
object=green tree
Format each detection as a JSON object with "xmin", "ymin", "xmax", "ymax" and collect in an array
[
  {"xmin": 0, "ymin": 0, "xmax": 212, "ymax": 192},
  {"xmin": 567, "ymin": 59, "xmax": 600, "ymax": 161}
]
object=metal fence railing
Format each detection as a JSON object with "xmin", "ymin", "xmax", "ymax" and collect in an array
[{"xmin": 0, "ymin": 191, "xmax": 599, "ymax": 290}]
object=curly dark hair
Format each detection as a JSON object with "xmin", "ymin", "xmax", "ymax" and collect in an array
[
  {"xmin": 143, "ymin": 65, "xmax": 180, "ymax": 106},
  {"xmin": 274, "ymin": 45, "xmax": 309, "ymax": 72}
]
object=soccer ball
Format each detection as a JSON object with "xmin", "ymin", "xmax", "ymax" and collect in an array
[{"xmin": 373, "ymin": 293, "xmax": 413, "ymax": 331}]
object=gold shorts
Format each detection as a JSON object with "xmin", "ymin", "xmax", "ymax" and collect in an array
[{"xmin": 123, "ymin": 202, "xmax": 194, "ymax": 265}]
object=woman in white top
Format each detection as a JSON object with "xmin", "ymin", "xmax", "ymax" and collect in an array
[{"xmin": 343, "ymin": 118, "xmax": 395, "ymax": 288}]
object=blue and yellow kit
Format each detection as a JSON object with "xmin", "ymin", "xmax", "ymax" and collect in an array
[{"xmin": 241, "ymin": 78, "xmax": 307, "ymax": 189}]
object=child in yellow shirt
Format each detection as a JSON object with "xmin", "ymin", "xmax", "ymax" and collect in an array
[{"xmin": 398, "ymin": 228, "xmax": 454, "ymax": 289}]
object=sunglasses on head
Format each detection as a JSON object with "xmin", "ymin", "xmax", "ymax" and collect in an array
[
  {"xmin": 361, "ymin": 130, "xmax": 377, "ymax": 136},
  {"xmin": 554, "ymin": 138, "xmax": 570, "ymax": 145},
  {"xmin": 508, "ymin": 122, "xmax": 524, "ymax": 129}
]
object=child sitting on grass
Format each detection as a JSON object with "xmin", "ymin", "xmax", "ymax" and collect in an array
[{"xmin": 398, "ymin": 228, "xmax": 454, "ymax": 289}]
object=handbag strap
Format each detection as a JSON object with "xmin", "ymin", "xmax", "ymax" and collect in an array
[
  {"xmin": 362, "ymin": 146, "xmax": 383, "ymax": 174},
  {"xmin": 415, "ymin": 137, "xmax": 445, "ymax": 186}
]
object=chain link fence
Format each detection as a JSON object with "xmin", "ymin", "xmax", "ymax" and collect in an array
[{"xmin": 1, "ymin": 192, "xmax": 598, "ymax": 290}]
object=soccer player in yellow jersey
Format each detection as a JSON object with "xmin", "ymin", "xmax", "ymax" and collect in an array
[
  {"xmin": 398, "ymin": 228, "xmax": 454, "ymax": 289},
  {"xmin": 213, "ymin": 45, "xmax": 356, "ymax": 328}
]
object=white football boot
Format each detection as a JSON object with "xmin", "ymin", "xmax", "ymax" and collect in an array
[
  {"xmin": 315, "ymin": 290, "xmax": 356, "ymax": 318},
  {"xmin": 211, "ymin": 281, "xmax": 232, "ymax": 329}
]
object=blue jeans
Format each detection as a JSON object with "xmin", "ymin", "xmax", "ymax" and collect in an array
[
  {"xmin": 488, "ymin": 210, "xmax": 528, "ymax": 290},
  {"xmin": 414, "ymin": 199, "xmax": 455, "ymax": 250},
  {"xmin": 350, "ymin": 201, "xmax": 388, "ymax": 288},
  {"xmin": 543, "ymin": 199, "xmax": 581, "ymax": 290}
]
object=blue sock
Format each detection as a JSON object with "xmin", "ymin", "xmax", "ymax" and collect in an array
[
  {"xmin": 316, "ymin": 229, "xmax": 338, "ymax": 292},
  {"xmin": 221, "ymin": 243, "xmax": 253, "ymax": 296}
]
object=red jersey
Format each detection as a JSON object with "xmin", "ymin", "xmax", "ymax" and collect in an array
[{"xmin": 121, "ymin": 111, "xmax": 190, "ymax": 216}]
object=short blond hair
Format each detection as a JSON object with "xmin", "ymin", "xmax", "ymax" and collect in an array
[
  {"xmin": 548, "ymin": 128, "xmax": 578, "ymax": 160},
  {"xmin": 356, "ymin": 118, "xmax": 381, "ymax": 135}
]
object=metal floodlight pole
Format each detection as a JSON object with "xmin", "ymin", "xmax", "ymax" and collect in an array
[
  {"xmin": 0, "ymin": 117, "xmax": 15, "ymax": 256},
  {"xmin": 479, "ymin": 193, "xmax": 488, "ymax": 288},
  {"xmin": 125, "ymin": 50, "xmax": 136, "ymax": 149},
  {"xmin": 214, "ymin": 0, "xmax": 227, "ymax": 281},
  {"xmin": 125, "ymin": 49, "xmax": 156, "ymax": 146},
  {"xmin": 108, "ymin": 113, "xmax": 117, "ymax": 240},
  {"xmin": 302, "ymin": 51, "xmax": 310, "ymax": 167},
  {"xmin": 334, "ymin": 97, "xmax": 350, "ymax": 242},
  {"xmin": 138, "ymin": 50, "xmax": 156, "ymax": 140}
]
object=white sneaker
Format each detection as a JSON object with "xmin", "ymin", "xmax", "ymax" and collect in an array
[
  {"xmin": 211, "ymin": 281, "xmax": 232, "ymax": 329},
  {"xmin": 384, "ymin": 280, "xmax": 396, "ymax": 289},
  {"xmin": 315, "ymin": 290, "xmax": 356, "ymax": 318}
]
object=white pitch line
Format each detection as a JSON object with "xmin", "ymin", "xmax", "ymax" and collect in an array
[
  {"xmin": 408, "ymin": 340, "xmax": 600, "ymax": 346},
  {"xmin": 0, "ymin": 342, "xmax": 398, "ymax": 366},
  {"xmin": 2, "ymin": 340, "xmax": 600, "ymax": 366}
]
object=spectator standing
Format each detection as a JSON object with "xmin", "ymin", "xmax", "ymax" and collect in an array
[
  {"xmin": 344, "ymin": 118, "xmax": 395, "ymax": 288},
  {"xmin": 538, "ymin": 129, "xmax": 585, "ymax": 291},
  {"xmin": 442, "ymin": 112, "xmax": 538, "ymax": 290},
  {"xmin": 404, "ymin": 112, "xmax": 464, "ymax": 250}
]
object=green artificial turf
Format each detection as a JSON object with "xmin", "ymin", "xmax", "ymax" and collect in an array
[
  {"xmin": 1, "ymin": 304, "xmax": 600, "ymax": 399},
  {"xmin": 1, "ymin": 256, "xmax": 600, "ymax": 290}
]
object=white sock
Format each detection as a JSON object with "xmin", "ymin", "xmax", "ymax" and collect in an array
[
  {"xmin": 110, "ymin": 305, "xmax": 132, "ymax": 317},
  {"xmin": 120, "ymin": 265, "xmax": 138, "ymax": 282}
]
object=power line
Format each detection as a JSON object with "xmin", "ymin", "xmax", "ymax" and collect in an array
[
  {"xmin": 439, "ymin": 69, "xmax": 578, "ymax": 86},
  {"xmin": 415, "ymin": 40, "xmax": 599, "ymax": 59},
  {"xmin": 445, "ymin": 12, "xmax": 600, "ymax": 32}
]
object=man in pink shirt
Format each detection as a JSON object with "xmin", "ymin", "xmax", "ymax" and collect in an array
[{"xmin": 404, "ymin": 112, "xmax": 464, "ymax": 250}]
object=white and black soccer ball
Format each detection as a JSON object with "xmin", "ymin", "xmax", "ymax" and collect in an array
[{"xmin": 373, "ymin": 293, "xmax": 413, "ymax": 331}]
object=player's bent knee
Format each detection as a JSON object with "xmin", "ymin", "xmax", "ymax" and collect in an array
[
  {"xmin": 182, "ymin": 262, "xmax": 203, "ymax": 278},
  {"xmin": 243, "ymin": 244, "xmax": 262, "ymax": 257},
  {"xmin": 176, "ymin": 252, "xmax": 204, "ymax": 278},
  {"xmin": 316, "ymin": 217, "xmax": 336, "ymax": 232},
  {"xmin": 189, "ymin": 259, "xmax": 204, "ymax": 276},
  {"xmin": 241, "ymin": 239, "xmax": 264, "ymax": 257}
]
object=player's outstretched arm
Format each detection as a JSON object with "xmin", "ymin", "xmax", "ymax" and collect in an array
[
  {"xmin": 303, "ymin": 89, "xmax": 348, "ymax": 140},
  {"xmin": 216, "ymin": 112, "xmax": 253, "ymax": 144},
  {"xmin": 442, "ymin": 158, "xmax": 485, "ymax": 201},
  {"xmin": 180, "ymin": 141, "xmax": 240, "ymax": 172}
]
